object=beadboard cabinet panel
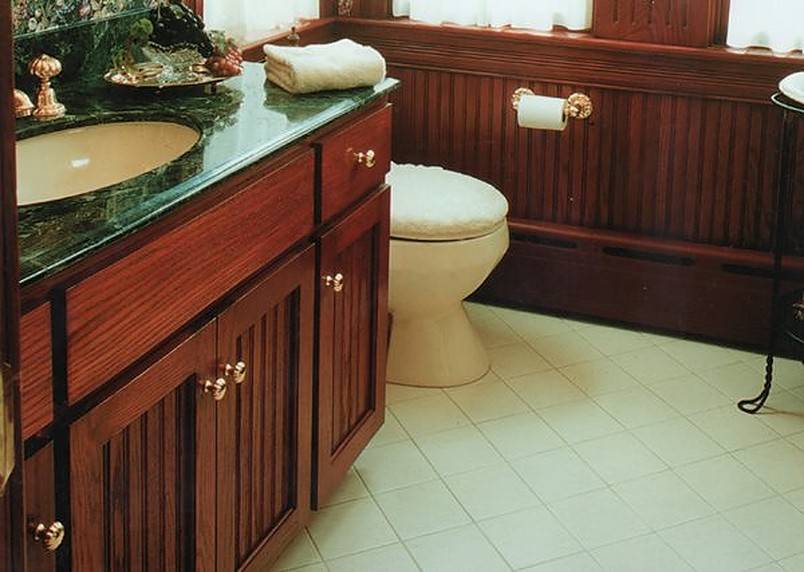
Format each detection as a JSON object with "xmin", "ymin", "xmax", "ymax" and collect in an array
[{"xmin": 216, "ymin": 248, "xmax": 314, "ymax": 572}]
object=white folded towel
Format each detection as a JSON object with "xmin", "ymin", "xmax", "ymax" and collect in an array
[{"xmin": 263, "ymin": 39, "xmax": 386, "ymax": 94}]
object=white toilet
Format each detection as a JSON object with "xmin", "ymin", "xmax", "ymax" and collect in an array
[{"xmin": 386, "ymin": 164, "xmax": 510, "ymax": 388}]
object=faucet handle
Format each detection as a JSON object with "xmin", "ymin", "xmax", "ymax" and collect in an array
[
  {"xmin": 14, "ymin": 89, "xmax": 34, "ymax": 118},
  {"xmin": 29, "ymin": 54, "xmax": 62, "ymax": 81},
  {"xmin": 29, "ymin": 54, "xmax": 66, "ymax": 120}
]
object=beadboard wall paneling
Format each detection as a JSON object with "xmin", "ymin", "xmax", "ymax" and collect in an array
[{"xmin": 390, "ymin": 65, "xmax": 786, "ymax": 250}]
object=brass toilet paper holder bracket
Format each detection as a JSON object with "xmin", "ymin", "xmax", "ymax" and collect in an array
[{"xmin": 511, "ymin": 88, "xmax": 594, "ymax": 120}]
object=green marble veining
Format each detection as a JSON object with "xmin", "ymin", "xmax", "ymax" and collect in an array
[
  {"xmin": 16, "ymin": 62, "xmax": 399, "ymax": 287},
  {"xmin": 13, "ymin": 0, "xmax": 156, "ymax": 37}
]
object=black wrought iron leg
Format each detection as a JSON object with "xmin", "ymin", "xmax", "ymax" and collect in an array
[{"xmin": 738, "ymin": 354, "xmax": 774, "ymax": 414}]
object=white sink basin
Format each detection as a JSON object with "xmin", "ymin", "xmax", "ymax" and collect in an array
[{"xmin": 16, "ymin": 121, "xmax": 200, "ymax": 206}]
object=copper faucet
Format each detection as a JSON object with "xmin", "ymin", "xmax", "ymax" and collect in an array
[{"xmin": 14, "ymin": 54, "xmax": 66, "ymax": 120}]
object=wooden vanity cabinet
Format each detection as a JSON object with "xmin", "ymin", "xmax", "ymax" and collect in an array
[
  {"xmin": 69, "ymin": 321, "xmax": 218, "ymax": 571},
  {"xmin": 215, "ymin": 248, "xmax": 314, "ymax": 572},
  {"xmin": 315, "ymin": 187, "xmax": 389, "ymax": 505},
  {"xmin": 23, "ymin": 444, "xmax": 57, "ymax": 572}
]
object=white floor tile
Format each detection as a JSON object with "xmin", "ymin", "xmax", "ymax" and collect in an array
[
  {"xmin": 550, "ymin": 488, "xmax": 650, "ymax": 549},
  {"xmin": 415, "ymin": 426, "xmax": 502, "ymax": 477},
  {"xmin": 539, "ymin": 399, "xmax": 623, "ymax": 444},
  {"xmin": 506, "ymin": 370, "xmax": 586, "ymax": 410},
  {"xmin": 560, "ymin": 358, "xmax": 640, "ymax": 396},
  {"xmin": 734, "ymin": 440, "xmax": 804, "ymax": 494},
  {"xmin": 591, "ymin": 533, "xmax": 694, "ymax": 572},
  {"xmin": 390, "ymin": 393, "xmax": 472, "ymax": 438},
  {"xmin": 472, "ymin": 313, "xmax": 522, "ymax": 349},
  {"xmin": 573, "ymin": 432, "xmax": 666, "ymax": 484},
  {"xmin": 780, "ymin": 553, "xmax": 804, "ymax": 572},
  {"xmin": 326, "ymin": 544, "xmax": 419, "ymax": 572},
  {"xmin": 649, "ymin": 374, "xmax": 731, "ymax": 415},
  {"xmin": 633, "ymin": 417, "xmax": 724, "ymax": 467},
  {"xmin": 375, "ymin": 480, "xmax": 470, "ymax": 540},
  {"xmin": 612, "ymin": 346, "xmax": 690, "ymax": 385},
  {"xmin": 594, "ymin": 387, "xmax": 680, "ymax": 429},
  {"xmin": 675, "ymin": 455, "xmax": 775, "ymax": 512},
  {"xmin": 446, "ymin": 379, "xmax": 529, "ymax": 423},
  {"xmin": 273, "ymin": 530, "xmax": 322, "ymax": 571},
  {"xmin": 406, "ymin": 524, "xmax": 510, "ymax": 572},
  {"xmin": 488, "ymin": 342, "xmax": 552, "ymax": 379},
  {"xmin": 444, "ymin": 464, "xmax": 541, "ymax": 521},
  {"xmin": 689, "ymin": 405, "xmax": 781, "ymax": 451},
  {"xmin": 725, "ymin": 497, "xmax": 804, "ymax": 560},
  {"xmin": 519, "ymin": 552, "xmax": 603, "ymax": 572},
  {"xmin": 367, "ymin": 412, "xmax": 410, "ymax": 449},
  {"xmin": 659, "ymin": 515, "xmax": 772, "ymax": 572},
  {"xmin": 527, "ymin": 331, "xmax": 604, "ymax": 368},
  {"xmin": 613, "ymin": 471, "xmax": 713, "ymax": 529},
  {"xmin": 308, "ymin": 498, "xmax": 398, "ymax": 560},
  {"xmin": 386, "ymin": 383, "xmax": 437, "ymax": 405},
  {"xmin": 322, "ymin": 468, "xmax": 370, "ymax": 507},
  {"xmin": 661, "ymin": 340, "xmax": 742, "ymax": 372},
  {"xmin": 477, "ymin": 412, "xmax": 564, "ymax": 460},
  {"xmin": 282, "ymin": 565, "xmax": 327, "ymax": 572},
  {"xmin": 755, "ymin": 391, "xmax": 804, "ymax": 437},
  {"xmin": 576, "ymin": 324, "xmax": 654, "ymax": 356},
  {"xmin": 479, "ymin": 507, "xmax": 582, "ymax": 569},
  {"xmin": 746, "ymin": 357, "xmax": 804, "ymax": 391},
  {"xmin": 493, "ymin": 307, "xmax": 573, "ymax": 340},
  {"xmin": 699, "ymin": 362, "xmax": 771, "ymax": 400},
  {"xmin": 511, "ymin": 447, "xmax": 605, "ymax": 503},
  {"xmin": 785, "ymin": 488, "xmax": 804, "ymax": 512},
  {"xmin": 354, "ymin": 441, "xmax": 437, "ymax": 494}
]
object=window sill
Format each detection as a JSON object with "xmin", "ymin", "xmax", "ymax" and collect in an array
[{"xmin": 240, "ymin": 17, "xmax": 337, "ymax": 61}]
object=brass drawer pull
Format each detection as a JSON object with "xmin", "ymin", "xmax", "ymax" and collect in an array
[
  {"xmin": 323, "ymin": 273, "xmax": 345, "ymax": 293},
  {"xmin": 30, "ymin": 521, "xmax": 65, "ymax": 552},
  {"xmin": 353, "ymin": 150, "xmax": 376, "ymax": 168},
  {"xmin": 200, "ymin": 378, "xmax": 227, "ymax": 401},
  {"xmin": 224, "ymin": 361, "xmax": 247, "ymax": 384}
]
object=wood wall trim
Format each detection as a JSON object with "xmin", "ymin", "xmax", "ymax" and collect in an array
[
  {"xmin": 337, "ymin": 19, "xmax": 803, "ymax": 103},
  {"xmin": 242, "ymin": 18, "xmax": 337, "ymax": 61}
]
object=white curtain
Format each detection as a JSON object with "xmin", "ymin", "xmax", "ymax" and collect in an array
[
  {"xmin": 204, "ymin": 0, "xmax": 319, "ymax": 43},
  {"xmin": 392, "ymin": 0, "xmax": 593, "ymax": 31},
  {"xmin": 727, "ymin": 0, "xmax": 804, "ymax": 53}
]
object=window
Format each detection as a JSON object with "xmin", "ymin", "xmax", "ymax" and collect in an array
[
  {"xmin": 392, "ymin": 0, "xmax": 593, "ymax": 32},
  {"xmin": 204, "ymin": 0, "xmax": 319, "ymax": 43},
  {"xmin": 727, "ymin": 0, "xmax": 803, "ymax": 53}
]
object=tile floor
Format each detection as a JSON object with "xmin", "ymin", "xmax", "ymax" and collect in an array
[{"xmin": 272, "ymin": 303, "xmax": 804, "ymax": 572}]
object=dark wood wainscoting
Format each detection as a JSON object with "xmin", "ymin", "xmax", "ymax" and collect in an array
[{"xmin": 340, "ymin": 19, "xmax": 804, "ymax": 347}]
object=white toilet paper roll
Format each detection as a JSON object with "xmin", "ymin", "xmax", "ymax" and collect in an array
[{"xmin": 517, "ymin": 94, "xmax": 568, "ymax": 131}]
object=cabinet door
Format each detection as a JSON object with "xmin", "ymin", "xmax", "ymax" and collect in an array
[
  {"xmin": 216, "ymin": 247, "xmax": 315, "ymax": 572},
  {"xmin": 23, "ymin": 444, "xmax": 57, "ymax": 571},
  {"xmin": 70, "ymin": 322, "xmax": 217, "ymax": 571},
  {"xmin": 316, "ymin": 187, "xmax": 390, "ymax": 505}
]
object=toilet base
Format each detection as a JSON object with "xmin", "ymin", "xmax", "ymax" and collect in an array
[{"xmin": 387, "ymin": 303, "xmax": 490, "ymax": 388}]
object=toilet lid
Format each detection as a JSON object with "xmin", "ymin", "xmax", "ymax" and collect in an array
[{"xmin": 387, "ymin": 164, "xmax": 509, "ymax": 241}]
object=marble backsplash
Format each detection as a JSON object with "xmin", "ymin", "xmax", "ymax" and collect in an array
[
  {"xmin": 12, "ymin": 0, "xmax": 157, "ymax": 37},
  {"xmin": 12, "ymin": 1, "xmax": 159, "ymax": 90}
]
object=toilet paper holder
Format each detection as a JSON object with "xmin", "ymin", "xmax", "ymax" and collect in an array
[{"xmin": 511, "ymin": 88, "xmax": 594, "ymax": 120}]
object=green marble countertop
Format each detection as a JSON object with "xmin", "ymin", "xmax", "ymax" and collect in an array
[{"xmin": 16, "ymin": 62, "xmax": 399, "ymax": 288}]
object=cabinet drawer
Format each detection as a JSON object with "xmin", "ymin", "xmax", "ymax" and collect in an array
[
  {"xmin": 20, "ymin": 304, "xmax": 53, "ymax": 439},
  {"xmin": 66, "ymin": 152, "xmax": 315, "ymax": 404},
  {"xmin": 318, "ymin": 105, "xmax": 391, "ymax": 223}
]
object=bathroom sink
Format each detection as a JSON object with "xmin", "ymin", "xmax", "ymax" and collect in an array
[{"xmin": 16, "ymin": 121, "xmax": 200, "ymax": 206}]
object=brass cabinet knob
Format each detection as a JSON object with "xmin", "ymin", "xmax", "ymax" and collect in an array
[
  {"xmin": 323, "ymin": 273, "xmax": 345, "ymax": 293},
  {"xmin": 353, "ymin": 150, "xmax": 376, "ymax": 168},
  {"xmin": 30, "ymin": 521, "xmax": 65, "ymax": 552},
  {"xmin": 224, "ymin": 361, "xmax": 247, "ymax": 384},
  {"xmin": 200, "ymin": 377, "xmax": 227, "ymax": 401}
]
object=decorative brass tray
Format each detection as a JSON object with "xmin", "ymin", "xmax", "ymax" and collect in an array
[{"xmin": 104, "ymin": 44, "xmax": 230, "ymax": 90}]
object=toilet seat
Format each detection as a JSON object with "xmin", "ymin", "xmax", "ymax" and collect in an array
[{"xmin": 387, "ymin": 164, "xmax": 509, "ymax": 241}]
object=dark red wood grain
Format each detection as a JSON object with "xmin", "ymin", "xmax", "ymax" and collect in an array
[
  {"xmin": 316, "ymin": 186, "xmax": 389, "ymax": 506},
  {"xmin": 19, "ymin": 305, "xmax": 51, "ymax": 439}
]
